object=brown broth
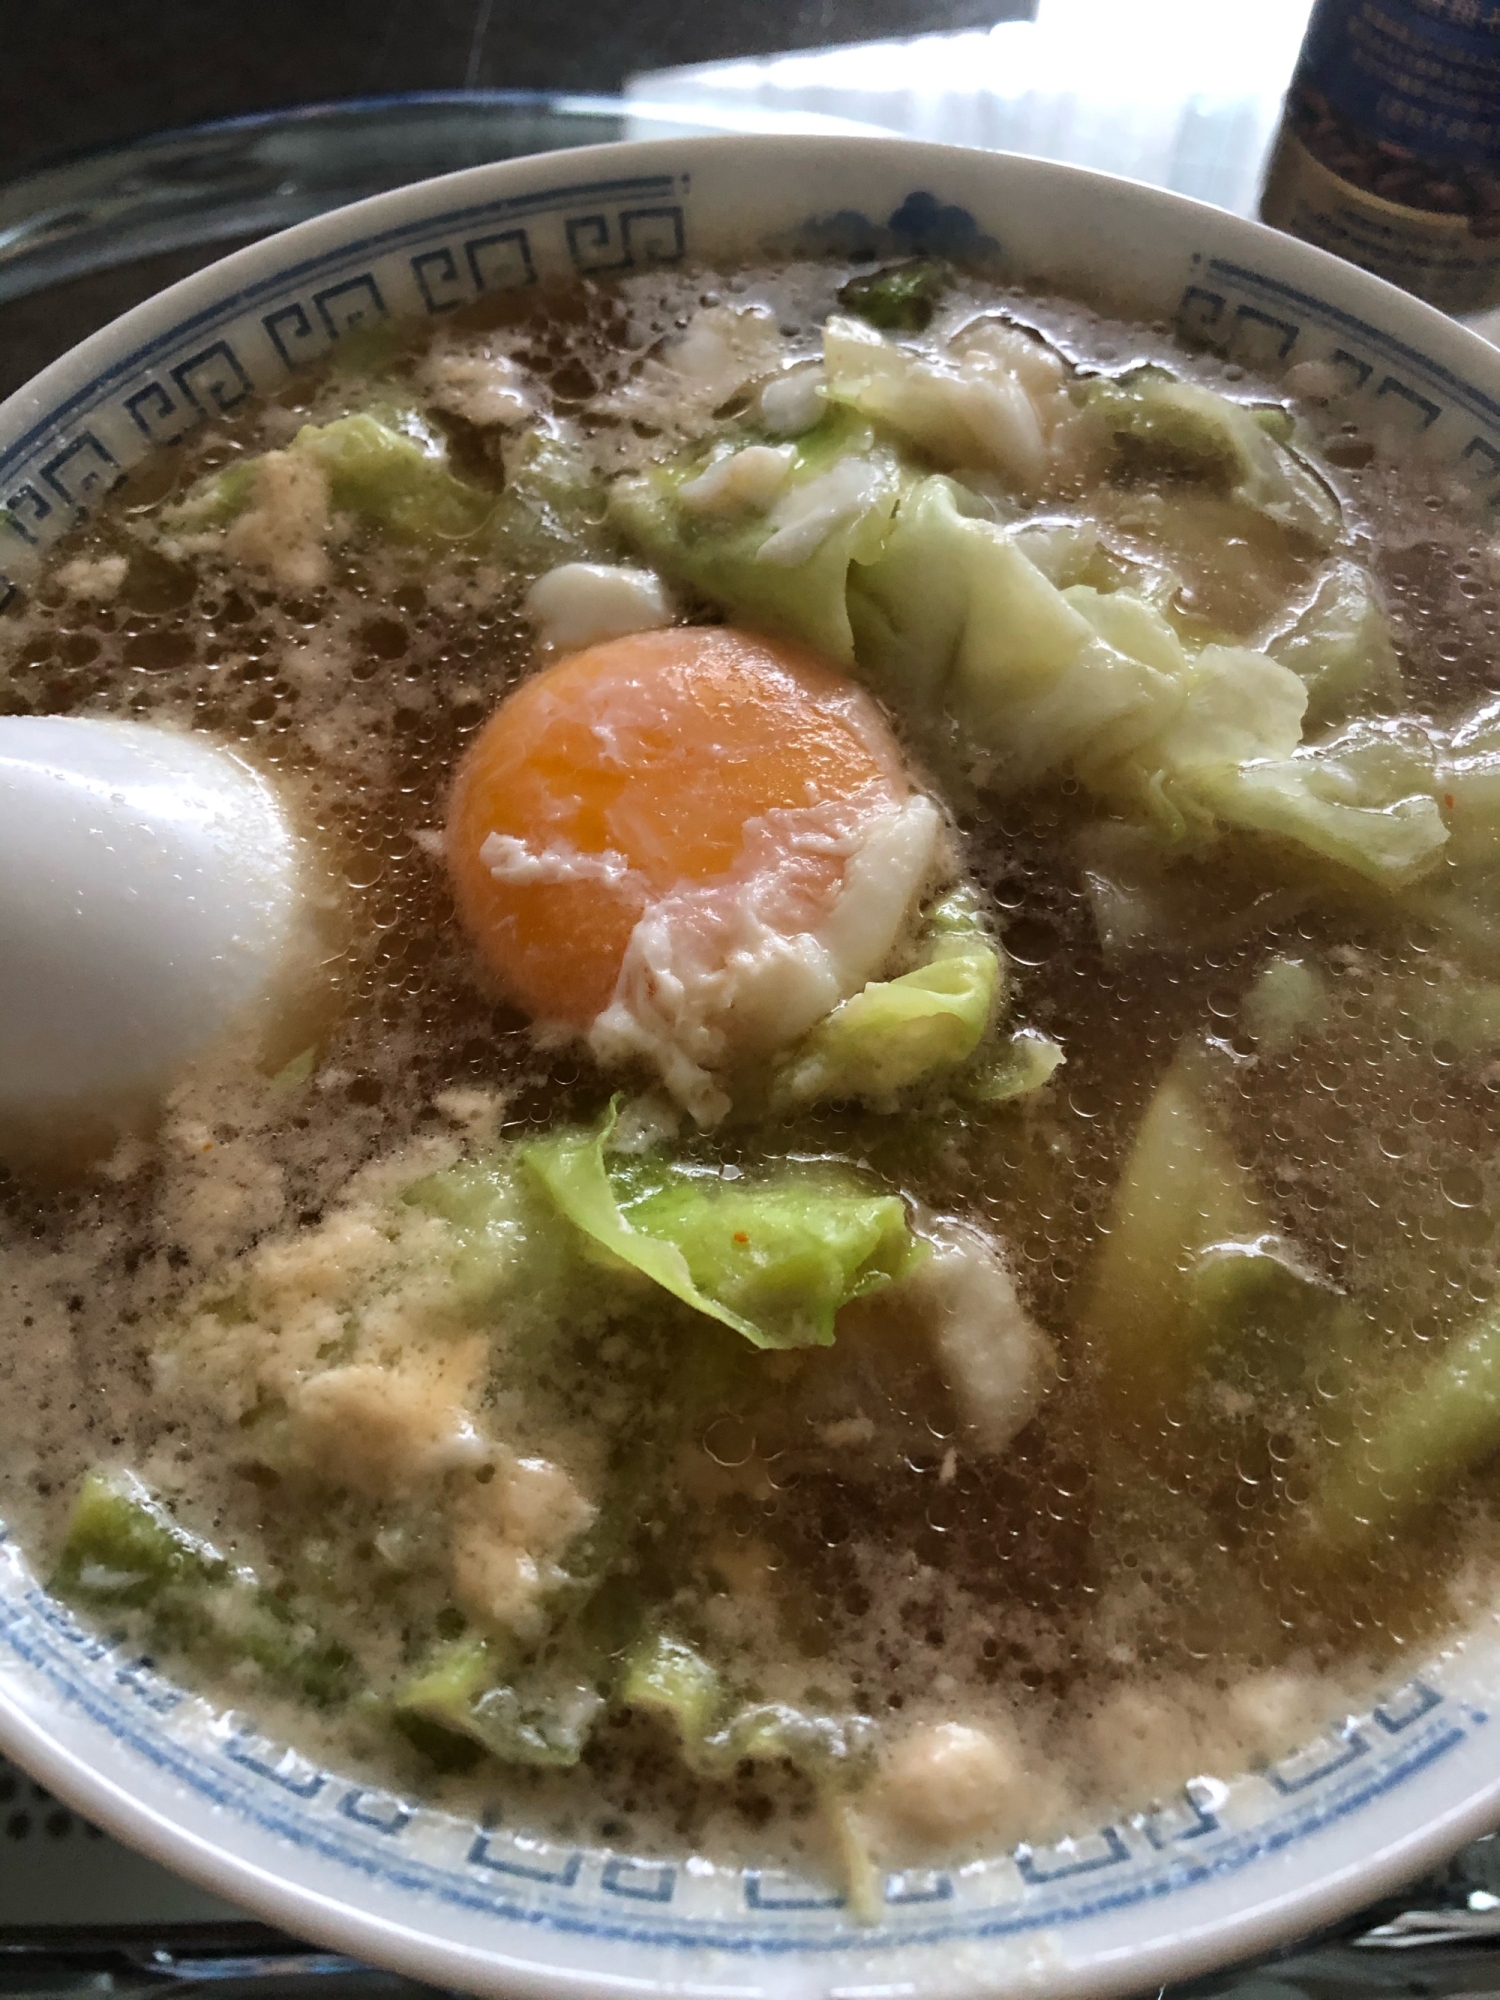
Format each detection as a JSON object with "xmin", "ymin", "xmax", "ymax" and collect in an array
[{"xmin": 5, "ymin": 259, "xmax": 1500, "ymax": 1875}]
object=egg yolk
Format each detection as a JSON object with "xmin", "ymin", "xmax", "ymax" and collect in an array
[{"xmin": 445, "ymin": 625, "xmax": 914, "ymax": 1028}]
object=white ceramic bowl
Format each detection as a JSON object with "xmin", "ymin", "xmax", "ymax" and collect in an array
[{"xmin": 4, "ymin": 133, "xmax": 1500, "ymax": 2000}]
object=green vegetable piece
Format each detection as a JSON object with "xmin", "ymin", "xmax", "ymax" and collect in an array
[
  {"xmin": 1267, "ymin": 560, "xmax": 1402, "ymax": 727},
  {"xmin": 610, "ymin": 410, "xmax": 903, "ymax": 662},
  {"xmin": 53, "ymin": 1471, "xmax": 355, "ymax": 1706},
  {"xmin": 169, "ymin": 459, "xmax": 257, "ymax": 530},
  {"xmin": 293, "ymin": 411, "xmax": 494, "ymax": 542},
  {"xmin": 777, "ymin": 889, "xmax": 1005, "ymax": 1105},
  {"xmin": 392, "ymin": 1634, "xmax": 497, "ymax": 1770},
  {"xmin": 168, "ymin": 408, "xmax": 494, "ymax": 546},
  {"xmin": 1082, "ymin": 1048, "xmax": 1264, "ymax": 1414},
  {"xmin": 616, "ymin": 1631, "xmax": 723, "ymax": 1756},
  {"xmin": 1087, "ymin": 368, "xmax": 1341, "ymax": 549},
  {"xmin": 706, "ymin": 1700, "xmax": 875, "ymax": 1783},
  {"xmin": 267, "ymin": 1045, "xmax": 317, "ymax": 1094},
  {"xmin": 489, "ymin": 424, "xmax": 612, "ymax": 568},
  {"xmin": 53, "ymin": 1469, "xmax": 224, "ymax": 1606},
  {"xmin": 1181, "ymin": 718, "xmax": 1448, "ymax": 889},
  {"xmin": 465, "ymin": 1681, "xmax": 604, "ymax": 1768},
  {"xmin": 616, "ymin": 1632, "xmax": 877, "ymax": 1913},
  {"xmin": 401, "ymin": 1147, "xmax": 617, "ymax": 1332},
  {"xmin": 847, "ymin": 475, "xmax": 1188, "ymax": 791},
  {"xmin": 617, "ymin": 1632, "xmax": 872, "ymax": 1782},
  {"xmin": 966, "ymin": 1026, "xmax": 1066, "ymax": 1104},
  {"xmin": 522, "ymin": 1103, "xmax": 918, "ymax": 1350},
  {"xmin": 837, "ymin": 258, "xmax": 950, "ymax": 333},
  {"xmin": 1312, "ymin": 1304, "xmax": 1500, "ymax": 1552},
  {"xmin": 1182, "ymin": 1237, "xmax": 1357, "ymax": 1398},
  {"xmin": 401, "ymin": 1154, "xmax": 533, "ymax": 1317},
  {"xmin": 394, "ymin": 1633, "xmax": 602, "ymax": 1769}
]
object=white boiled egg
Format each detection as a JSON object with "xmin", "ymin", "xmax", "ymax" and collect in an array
[{"xmin": 0, "ymin": 715, "xmax": 305, "ymax": 1150}]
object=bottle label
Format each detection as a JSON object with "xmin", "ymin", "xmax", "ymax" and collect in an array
[
  {"xmin": 1298, "ymin": 0, "xmax": 1500, "ymax": 172},
  {"xmin": 1262, "ymin": 0, "xmax": 1500, "ymax": 306},
  {"xmin": 1263, "ymin": 125, "xmax": 1500, "ymax": 308}
]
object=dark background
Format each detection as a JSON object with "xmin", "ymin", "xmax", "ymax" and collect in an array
[{"xmin": 0, "ymin": 0, "xmax": 1024, "ymax": 185}]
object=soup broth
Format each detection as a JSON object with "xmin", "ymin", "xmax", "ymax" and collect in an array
[{"xmin": 5, "ymin": 254, "xmax": 1500, "ymax": 1891}]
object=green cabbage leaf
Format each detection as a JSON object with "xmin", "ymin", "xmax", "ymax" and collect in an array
[
  {"xmin": 848, "ymin": 474, "xmax": 1188, "ymax": 789},
  {"xmin": 1086, "ymin": 367, "xmax": 1341, "ymax": 549},
  {"xmin": 1266, "ymin": 559, "xmax": 1402, "ymax": 726},
  {"xmin": 609, "ymin": 410, "xmax": 903, "ymax": 661},
  {"xmin": 168, "ymin": 406, "xmax": 495, "ymax": 545},
  {"xmin": 837, "ymin": 258, "xmax": 951, "ymax": 333},
  {"xmin": 776, "ymin": 888, "xmax": 1005, "ymax": 1105},
  {"xmin": 54, "ymin": 1470, "xmax": 355, "ymax": 1705},
  {"xmin": 965, "ymin": 1026, "xmax": 1066, "ymax": 1104},
  {"xmin": 616, "ymin": 1630, "xmax": 874, "ymax": 1783},
  {"xmin": 520, "ymin": 1103, "xmax": 919, "ymax": 1350},
  {"xmin": 394, "ymin": 1634, "xmax": 604, "ymax": 1770},
  {"xmin": 1310, "ymin": 1304, "xmax": 1500, "ymax": 1553}
]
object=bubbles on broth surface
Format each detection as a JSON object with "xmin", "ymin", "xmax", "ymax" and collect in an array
[{"xmin": 4, "ymin": 258, "xmax": 1500, "ymax": 1865}]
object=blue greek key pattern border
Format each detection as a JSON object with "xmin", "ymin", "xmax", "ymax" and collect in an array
[
  {"xmin": 8, "ymin": 174, "xmax": 1500, "ymax": 613},
  {"xmin": 0, "ymin": 169, "xmax": 690, "ymax": 609},
  {"xmin": 1177, "ymin": 253, "xmax": 1500, "ymax": 504},
  {"xmin": 0, "ymin": 1540, "xmax": 1482, "ymax": 1956}
]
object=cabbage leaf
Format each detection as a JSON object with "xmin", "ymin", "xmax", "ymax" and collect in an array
[
  {"xmin": 1082, "ymin": 1048, "xmax": 1264, "ymax": 1417},
  {"xmin": 617, "ymin": 1630, "xmax": 874, "ymax": 1783},
  {"xmin": 776, "ymin": 888, "xmax": 1005, "ymax": 1105},
  {"xmin": 168, "ymin": 406, "xmax": 495, "ymax": 545},
  {"xmin": 966, "ymin": 1026, "xmax": 1066, "ymax": 1104},
  {"xmin": 837, "ymin": 257, "xmax": 950, "ymax": 333},
  {"xmin": 609, "ymin": 410, "xmax": 903, "ymax": 661},
  {"xmin": 822, "ymin": 312, "xmax": 1086, "ymax": 494},
  {"xmin": 394, "ymin": 1634, "xmax": 603, "ymax": 1769},
  {"xmin": 1087, "ymin": 367, "xmax": 1341, "ymax": 549},
  {"xmin": 1311, "ymin": 1303, "xmax": 1500, "ymax": 1552},
  {"xmin": 54, "ymin": 1470, "xmax": 355, "ymax": 1705},
  {"xmin": 1179, "ymin": 718, "xmax": 1448, "ymax": 888},
  {"xmin": 1267, "ymin": 559, "xmax": 1402, "ymax": 726},
  {"xmin": 848, "ymin": 475, "xmax": 1186, "ymax": 789},
  {"xmin": 520, "ymin": 1103, "xmax": 919, "ymax": 1349}
]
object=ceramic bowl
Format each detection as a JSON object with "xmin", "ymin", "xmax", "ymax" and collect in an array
[{"xmin": 4, "ymin": 133, "xmax": 1500, "ymax": 2000}]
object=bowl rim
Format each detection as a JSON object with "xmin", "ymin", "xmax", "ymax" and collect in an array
[{"xmin": 6, "ymin": 128, "xmax": 1500, "ymax": 2000}]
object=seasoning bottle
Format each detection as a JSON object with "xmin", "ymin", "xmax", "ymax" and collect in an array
[{"xmin": 1261, "ymin": 0, "xmax": 1500, "ymax": 312}]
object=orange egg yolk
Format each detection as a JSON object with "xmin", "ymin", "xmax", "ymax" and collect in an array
[{"xmin": 445, "ymin": 625, "xmax": 913, "ymax": 1028}]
